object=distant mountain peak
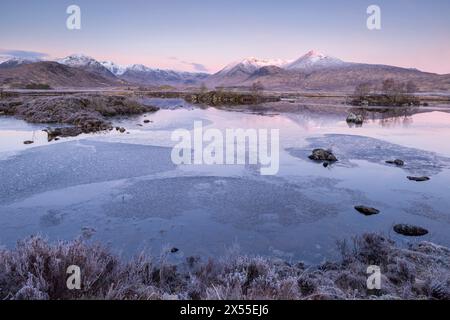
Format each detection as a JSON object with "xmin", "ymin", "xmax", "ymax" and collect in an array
[
  {"xmin": 0, "ymin": 56, "xmax": 37, "ymax": 69},
  {"xmin": 220, "ymin": 57, "xmax": 290, "ymax": 75},
  {"xmin": 303, "ymin": 50, "xmax": 325, "ymax": 57},
  {"xmin": 57, "ymin": 54, "xmax": 117, "ymax": 80},
  {"xmin": 286, "ymin": 50, "xmax": 347, "ymax": 71},
  {"xmin": 58, "ymin": 54, "xmax": 97, "ymax": 66}
]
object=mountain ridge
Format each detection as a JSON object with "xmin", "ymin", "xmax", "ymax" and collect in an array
[
  {"xmin": 0, "ymin": 51, "xmax": 449, "ymax": 91},
  {"xmin": 0, "ymin": 61, "xmax": 122, "ymax": 88}
]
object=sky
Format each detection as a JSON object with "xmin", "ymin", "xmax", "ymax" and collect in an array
[{"xmin": 0, "ymin": 0, "xmax": 449, "ymax": 74}]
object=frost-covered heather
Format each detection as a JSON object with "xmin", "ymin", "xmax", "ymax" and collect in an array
[{"xmin": 0, "ymin": 234, "xmax": 449, "ymax": 300}]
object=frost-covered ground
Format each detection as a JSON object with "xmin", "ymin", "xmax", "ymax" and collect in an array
[
  {"xmin": 1, "ymin": 101, "xmax": 450, "ymax": 266},
  {"xmin": 1, "ymin": 233, "xmax": 449, "ymax": 300}
]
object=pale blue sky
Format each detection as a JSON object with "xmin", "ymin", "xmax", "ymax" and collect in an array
[{"xmin": 1, "ymin": 0, "xmax": 449, "ymax": 73}]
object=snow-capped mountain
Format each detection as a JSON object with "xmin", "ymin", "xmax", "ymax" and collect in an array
[
  {"xmin": 207, "ymin": 57, "xmax": 291, "ymax": 86},
  {"xmin": 57, "ymin": 55, "xmax": 209, "ymax": 86},
  {"xmin": 286, "ymin": 50, "xmax": 348, "ymax": 71},
  {"xmin": 58, "ymin": 54, "xmax": 117, "ymax": 79},
  {"xmin": 219, "ymin": 57, "xmax": 290, "ymax": 75},
  {"xmin": 100, "ymin": 61, "xmax": 127, "ymax": 76},
  {"xmin": 58, "ymin": 54, "xmax": 99, "ymax": 67},
  {"xmin": 120, "ymin": 64, "xmax": 209, "ymax": 86},
  {"xmin": 4, "ymin": 49, "xmax": 439, "ymax": 91},
  {"xmin": 0, "ymin": 57, "xmax": 37, "ymax": 69},
  {"xmin": 207, "ymin": 50, "xmax": 352, "ymax": 87}
]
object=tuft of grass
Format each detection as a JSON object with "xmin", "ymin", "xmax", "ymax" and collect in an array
[{"xmin": 0, "ymin": 234, "xmax": 449, "ymax": 300}]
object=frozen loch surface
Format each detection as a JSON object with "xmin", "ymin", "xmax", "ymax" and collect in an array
[{"xmin": 1, "ymin": 102, "xmax": 450, "ymax": 264}]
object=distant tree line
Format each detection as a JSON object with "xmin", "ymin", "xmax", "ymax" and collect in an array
[{"xmin": 352, "ymin": 79, "xmax": 421, "ymax": 107}]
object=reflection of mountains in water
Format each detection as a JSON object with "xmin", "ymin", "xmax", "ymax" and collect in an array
[{"xmin": 284, "ymin": 105, "xmax": 450, "ymax": 128}]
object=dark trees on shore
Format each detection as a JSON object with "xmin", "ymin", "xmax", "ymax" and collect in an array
[{"xmin": 352, "ymin": 78, "xmax": 420, "ymax": 107}]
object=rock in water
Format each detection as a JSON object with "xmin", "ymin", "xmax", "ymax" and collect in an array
[
  {"xmin": 170, "ymin": 247, "xmax": 179, "ymax": 253},
  {"xmin": 144, "ymin": 120, "xmax": 151, "ymax": 123},
  {"xmin": 308, "ymin": 149, "xmax": 338, "ymax": 162},
  {"xmin": 393, "ymin": 224, "xmax": 429, "ymax": 236},
  {"xmin": 386, "ymin": 159, "xmax": 405, "ymax": 166},
  {"xmin": 354, "ymin": 206, "xmax": 380, "ymax": 216},
  {"xmin": 23, "ymin": 140, "xmax": 34, "ymax": 145},
  {"xmin": 43, "ymin": 127, "xmax": 83, "ymax": 141},
  {"xmin": 346, "ymin": 113, "xmax": 364, "ymax": 125},
  {"xmin": 407, "ymin": 176, "xmax": 430, "ymax": 182},
  {"xmin": 323, "ymin": 162, "xmax": 329, "ymax": 168}
]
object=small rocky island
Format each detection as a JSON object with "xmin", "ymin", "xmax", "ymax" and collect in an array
[{"xmin": 0, "ymin": 93, "xmax": 159, "ymax": 140}]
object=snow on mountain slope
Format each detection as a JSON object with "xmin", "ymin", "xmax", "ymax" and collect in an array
[
  {"xmin": 58, "ymin": 54, "xmax": 117, "ymax": 79},
  {"xmin": 58, "ymin": 54, "xmax": 100, "ymax": 67},
  {"xmin": 0, "ymin": 57, "xmax": 37, "ymax": 69},
  {"xmin": 126, "ymin": 64, "xmax": 153, "ymax": 73},
  {"xmin": 219, "ymin": 57, "xmax": 290, "ymax": 75},
  {"xmin": 286, "ymin": 50, "xmax": 348, "ymax": 71},
  {"xmin": 120, "ymin": 64, "xmax": 208, "ymax": 86},
  {"xmin": 100, "ymin": 61, "xmax": 127, "ymax": 76}
]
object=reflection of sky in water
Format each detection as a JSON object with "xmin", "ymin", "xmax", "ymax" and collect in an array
[{"xmin": 0, "ymin": 102, "xmax": 450, "ymax": 264}]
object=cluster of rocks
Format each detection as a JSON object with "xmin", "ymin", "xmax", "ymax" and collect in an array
[
  {"xmin": 346, "ymin": 112, "xmax": 364, "ymax": 125},
  {"xmin": 308, "ymin": 151, "xmax": 431, "ymax": 237},
  {"xmin": 353, "ymin": 204, "xmax": 430, "ymax": 236}
]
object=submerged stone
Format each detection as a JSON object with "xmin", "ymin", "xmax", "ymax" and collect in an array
[
  {"xmin": 386, "ymin": 159, "xmax": 405, "ymax": 166},
  {"xmin": 354, "ymin": 206, "xmax": 380, "ymax": 216},
  {"xmin": 407, "ymin": 176, "xmax": 430, "ymax": 182},
  {"xmin": 393, "ymin": 224, "xmax": 429, "ymax": 237}
]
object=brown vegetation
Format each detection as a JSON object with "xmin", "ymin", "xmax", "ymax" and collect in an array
[
  {"xmin": 1, "ymin": 234, "xmax": 448, "ymax": 300},
  {"xmin": 0, "ymin": 62, "xmax": 122, "ymax": 88},
  {"xmin": 185, "ymin": 90, "xmax": 279, "ymax": 106}
]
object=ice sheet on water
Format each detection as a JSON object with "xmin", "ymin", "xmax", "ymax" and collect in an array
[
  {"xmin": 103, "ymin": 175, "xmax": 370, "ymax": 227},
  {"xmin": 286, "ymin": 134, "xmax": 450, "ymax": 176},
  {"xmin": 0, "ymin": 140, "xmax": 176, "ymax": 204}
]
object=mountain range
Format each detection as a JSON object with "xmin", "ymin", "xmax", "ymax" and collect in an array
[{"xmin": 1, "ymin": 51, "xmax": 449, "ymax": 92}]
